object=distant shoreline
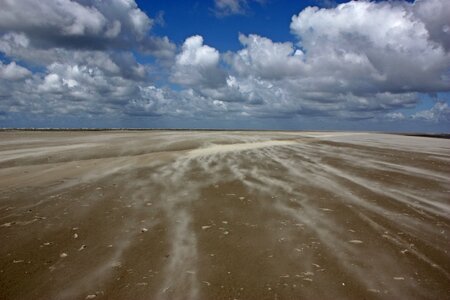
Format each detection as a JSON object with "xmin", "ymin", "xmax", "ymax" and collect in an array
[{"xmin": 0, "ymin": 128, "xmax": 449, "ymax": 138}]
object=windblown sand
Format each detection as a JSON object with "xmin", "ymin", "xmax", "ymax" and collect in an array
[{"xmin": 0, "ymin": 131, "xmax": 449, "ymax": 300}]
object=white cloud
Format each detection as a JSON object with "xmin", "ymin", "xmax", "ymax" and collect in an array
[
  {"xmin": 125, "ymin": 86, "xmax": 172, "ymax": 116},
  {"xmin": 0, "ymin": 0, "xmax": 151, "ymax": 41},
  {"xmin": 0, "ymin": 61, "xmax": 31, "ymax": 80},
  {"xmin": 0, "ymin": 0, "xmax": 174, "ymax": 62},
  {"xmin": 220, "ymin": 29, "xmax": 422, "ymax": 116},
  {"xmin": 213, "ymin": 0, "xmax": 266, "ymax": 16},
  {"xmin": 0, "ymin": 0, "xmax": 449, "ymax": 127},
  {"xmin": 414, "ymin": 0, "xmax": 450, "ymax": 51},
  {"xmin": 177, "ymin": 36, "xmax": 220, "ymax": 67},
  {"xmin": 290, "ymin": 0, "xmax": 450, "ymax": 94},
  {"xmin": 0, "ymin": 0, "xmax": 174, "ymax": 119},
  {"xmin": 385, "ymin": 112, "xmax": 406, "ymax": 121},
  {"xmin": 39, "ymin": 73, "xmax": 66, "ymax": 93},
  {"xmin": 412, "ymin": 102, "xmax": 450, "ymax": 122},
  {"xmin": 171, "ymin": 35, "xmax": 226, "ymax": 88},
  {"xmin": 0, "ymin": 0, "xmax": 106, "ymax": 36},
  {"xmin": 201, "ymin": 0, "xmax": 449, "ymax": 120},
  {"xmin": 140, "ymin": 36, "xmax": 176, "ymax": 62},
  {"xmin": 228, "ymin": 34, "xmax": 305, "ymax": 80},
  {"xmin": 214, "ymin": 0, "xmax": 246, "ymax": 16}
]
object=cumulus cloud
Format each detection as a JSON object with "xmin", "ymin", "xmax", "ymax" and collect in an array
[
  {"xmin": 0, "ymin": 63, "xmax": 149, "ymax": 118},
  {"xmin": 139, "ymin": 36, "xmax": 176, "ymax": 62},
  {"xmin": 125, "ymin": 86, "xmax": 174, "ymax": 117},
  {"xmin": 124, "ymin": 86, "xmax": 245, "ymax": 119},
  {"xmin": 290, "ymin": 0, "xmax": 450, "ymax": 94},
  {"xmin": 228, "ymin": 34, "xmax": 305, "ymax": 80},
  {"xmin": 214, "ymin": 0, "xmax": 245, "ymax": 15},
  {"xmin": 412, "ymin": 101, "xmax": 450, "ymax": 122},
  {"xmin": 0, "ymin": 0, "xmax": 175, "ymax": 63},
  {"xmin": 171, "ymin": 35, "xmax": 226, "ymax": 89},
  {"xmin": 0, "ymin": 0, "xmax": 151, "ymax": 48},
  {"xmin": 0, "ymin": 61, "xmax": 31, "ymax": 80},
  {"xmin": 414, "ymin": 0, "xmax": 450, "ymax": 51},
  {"xmin": 213, "ymin": 0, "xmax": 265, "ymax": 16},
  {"xmin": 385, "ymin": 112, "xmax": 406, "ymax": 121},
  {"xmin": 0, "ymin": 0, "xmax": 449, "ymax": 127},
  {"xmin": 214, "ymin": 0, "xmax": 450, "ymax": 118},
  {"xmin": 0, "ymin": 0, "xmax": 108, "ymax": 36},
  {"xmin": 0, "ymin": 0, "xmax": 177, "ymax": 120}
]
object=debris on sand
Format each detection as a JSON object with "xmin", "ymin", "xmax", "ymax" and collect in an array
[
  {"xmin": 13, "ymin": 260, "xmax": 24, "ymax": 263},
  {"xmin": 203, "ymin": 281, "xmax": 211, "ymax": 286},
  {"xmin": 141, "ymin": 228, "xmax": 148, "ymax": 233},
  {"xmin": 85, "ymin": 295, "xmax": 97, "ymax": 299},
  {"xmin": 320, "ymin": 208, "xmax": 334, "ymax": 212},
  {"xmin": 348, "ymin": 240, "xmax": 363, "ymax": 244},
  {"xmin": 239, "ymin": 197, "xmax": 245, "ymax": 200},
  {"xmin": 60, "ymin": 253, "xmax": 68, "ymax": 258},
  {"xmin": 78, "ymin": 245, "xmax": 87, "ymax": 251},
  {"xmin": 1, "ymin": 222, "xmax": 13, "ymax": 227},
  {"xmin": 393, "ymin": 277, "xmax": 405, "ymax": 280},
  {"xmin": 202, "ymin": 225, "xmax": 212, "ymax": 230},
  {"xmin": 73, "ymin": 233, "xmax": 78, "ymax": 239},
  {"xmin": 223, "ymin": 231, "xmax": 229, "ymax": 235}
]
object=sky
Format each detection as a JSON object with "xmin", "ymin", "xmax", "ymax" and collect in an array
[{"xmin": 0, "ymin": 0, "xmax": 449, "ymax": 132}]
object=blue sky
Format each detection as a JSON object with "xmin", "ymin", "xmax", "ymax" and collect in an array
[
  {"xmin": 0, "ymin": 0, "xmax": 449, "ymax": 131},
  {"xmin": 141, "ymin": 0, "xmax": 312, "ymax": 49}
]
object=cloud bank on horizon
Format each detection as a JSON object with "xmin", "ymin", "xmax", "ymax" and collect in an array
[{"xmin": 0, "ymin": 0, "xmax": 449, "ymax": 130}]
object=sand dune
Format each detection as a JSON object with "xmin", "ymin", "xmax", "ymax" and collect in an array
[{"xmin": 0, "ymin": 131, "xmax": 449, "ymax": 299}]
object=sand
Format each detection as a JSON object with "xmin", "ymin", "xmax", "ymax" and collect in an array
[{"xmin": 0, "ymin": 130, "xmax": 449, "ymax": 299}]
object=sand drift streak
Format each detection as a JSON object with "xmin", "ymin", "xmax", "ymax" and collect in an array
[{"xmin": 0, "ymin": 131, "xmax": 449, "ymax": 299}]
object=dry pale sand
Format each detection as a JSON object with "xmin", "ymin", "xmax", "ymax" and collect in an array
[{"xmin": 0, "ymin": 130, "xmax": 449, "ymax": 300}]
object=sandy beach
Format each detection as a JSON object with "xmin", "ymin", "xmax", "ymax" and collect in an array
[{"xmin": 0, "ymin": 130, "xmax": 449, "ymax": 300}]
